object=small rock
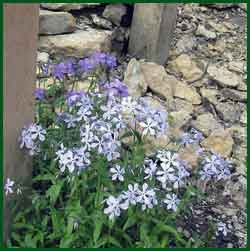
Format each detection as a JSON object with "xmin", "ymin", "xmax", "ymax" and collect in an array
[
  {"xmin": 196, "ymin": 24, "xmax": 216, "ymax": 40},
  {"xmin": 215, "ymin": 101, "xmax": 242, "ymax": 123},
  {"xmin": 39, "ymin": 10, "xmax": 76, "ymax": 35},
  {"xmin": 40, "ymin": 3, "xmax": 100, "ymax": 11},
  {"xmin": 192, "ymin": 113, "xmax": 222, "ymax": 137},
  {"xmin": 179, "ymin": 143, "xmax": 201, "ymax": 169},
  {"xmin": 169, "ymin": 110, "xmax": 191, "ymax": 129},
  {"xmin": 91, "ymin": 14, "xmax": 113, "ymax": 30},
  {"xmin": 207, "ymin": 65, "xmax": 242, "ymax": 87},
  {"xmin": 37, "ymin": 51, "xmax": 49, "ymax": 63},
  {"xmin": 39, "ymin": 29, "xmax": 112, "ymax": 58},
  {"xmin": 206, "ymin": 4, "xmax": 239, "ymax": 10},
  {"xmin": 169, "ymin": 98, "xmax": 194, "ymax": 114},
  {"xmin": 174, "ymin": 82, "xmax": 201, "ymax": 105},
  {"xmin": 228, "ymin": 61, "xmax": 246, "ymax": 74},
  {"xmin": 228, "ymin": 125, "xmax": 246, "ymax": 147},
  {"xmin": 201, "ymin": 128, "xmax": 234, "ymax": 157},
  {"xmin": 175, "ymin": 35, "xmax": 196, "ymax": 54},
  {"xmin": 240, "ymin": 110, "xmax": 247, "ymax": 125},
  {"xmin": 103, "ymin": 4, "xmax": 127, "ymax": 26},
  {"xmin": 207, "ymin": 20, "xmax": 229, "ymax": 33},
  {"xmin": 200, "ymin": 88, "xmax": 218, "ymax": 105},
  {"xmin": 169, "ymin": 54, "xmax": 203, "ymax": 82},
  {"xmin": 123, "ymin": 58, "xmax": 147, "ymax": 97},
  {"xmin": 221, "ymin": 88, "xmax": 246, "ymax": 102}
]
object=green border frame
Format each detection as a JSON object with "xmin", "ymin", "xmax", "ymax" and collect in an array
[{"xmin": 0, "ymin": 1, "xmax": 248, "ymax": 250}]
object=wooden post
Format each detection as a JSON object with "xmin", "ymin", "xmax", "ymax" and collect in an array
[
  {"xmin": 128, "ymin": 4, "xmax": 178, "ymax": 65},
  {"xmin": 4, "ymin": 4, "xmax": 39, "ymax": 242}
]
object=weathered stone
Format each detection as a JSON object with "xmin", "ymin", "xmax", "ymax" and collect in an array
[
  {"xmin": 169, "ymin": 54, "xmax": 203, "ymax": 82},
  {"xmin": 37, "ymin": 51, "xmax": 49, "ymax": 63},
  {"xmin": 175, "ymin": 34, "xmax": 196, "ymax": 54},
  {"xmin": 39, "ymin": 29, "xmax": 112, "ymax": 58},
  {"xmin": 221, "ymin": 88, "xmax": 246, "ymax": 102},
  {"xmin": 192, "ymin": 113, "xmax": 222, "ymax": 137},
  {"xmin": 140, "ymin": 96, "xmax": 166, "ymax": 111},
  {"xmin": 169, "ymin": 110, "xmax": 191, "ymax": 129},
  {"xmin": 103, "ymin": 4, "xmax": 127, "ymax": 26},
  {"xmin": 91, "ymin": 14, "xmax": 113, "ymax": 30},
  {"xmin": 123, "ymin": 58, "xmax": 147, "ymax": 97},
  {"xmin": 206, "ymin": 4, "xmax": 239, "ymax": 10},
  {"xmin": 174, "ymin": 82, "xmax": 201, "ymax": 104},
  {"xmin": 207, "ymin": 64, "xmax": 241, "ymax": 87},
  {"xmin": 201, "ymin": 128, "xmax": 234, "ymax": 157},
  {"xmin": 196, "ymin": 24, "xmax": 216, "ymax": 40},
  {"xmin": 129, "ymin": 4, "xmax": 178, "ymax": 65},
  {"xmin": 228, "ymin": 125, "xmax": 246, "ymax": 147},
  {"xmin": 240, "ymin": 110, "xmax": 247, "ymax": 125},
  {"xmin": 39, "ymin": 10, "xmax": 76, "ymax": 35},
  {"xmin": 232, "ymin": 147, "xmax": 246, "ymax": 175},
  {"xmin": 207, "ymin": 20, "xmax": 229, "ymax": 33},
  {"xmin": 215, "ymin": 101, "xmax": 242, "ymax": 123},
  {"xmin": 169, "ymin": 98, "xmax": 194, "ymax": 114},
  {"xmin": 200, "ymin": 88, "xmax": 218, "ymax": 105},
  {"xmin": 228, "ymin": 61, "xmax": 246, "ymax": 74},
  {"xmin": 40, "ymin": 3, "xmax": 100, "ymax": 11},
  {"xmin": 140, "ymin": 61, "xmax": 176, "ymax": 104}
]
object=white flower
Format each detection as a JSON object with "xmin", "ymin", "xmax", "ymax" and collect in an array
[
  {"xmin": 122, "ymin": 183, "xmax": 140, "ymax": 205},
  {"xmin": 110, "ymin": 165, "xmax": 125, "ymax": 182},
  {"xmin": 121, "ymin": 96, "xmax": 138, "ymax": 114},
  {"xmin": 156, "ymin": 163, "xmax": 175, "ymax": 189},
  {"xmin": 139, "ymin": 117, "xmax": 158, "ymax": 136},
  {"xmin": 59, "ymin": 150, "xmax": 75, "ymax": 173},
  {"xmin": 216, "ymin": 222, "xmax": 230, "ymax": 237},
  {"xmin": 137, "ymin": 183, "xmax": 158, "ymax": 210},
  {"xmin": 163, "ymin": 193, "xmax": 180, "ymax": 212},
  {"xmin": 4, "ymin": 178, "xmax": 14, "ymax": 195},
  {"xmin": 144, "ymin": 159, "xmax": 158, "ymax": 180},
  {"xmin": 29, "ymin": 124, "xmax": 46, "ymax": 141},
  {"xmin": 104, "ymin": 195, "xmax": 128, "ymax": 219},
  {"xmin": 157, "ymin": 151, "xmax": 179, "ymax": 168}
]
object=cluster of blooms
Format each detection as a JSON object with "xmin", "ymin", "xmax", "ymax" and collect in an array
[
  {"xmin": 181, "ymin": 128, "xmax": 204, "ymax": 146},
  {"xmin": 216, "ymin": 221, "xmax": 232, "ymax": 237},
  {"xmin": 199, "ymin": 153, "xmax": 231, "ymax": 181},
  {"xmin": 19, "ymin": 123, "xmax": 46, "ymax": 155},
  {"xmin": 104, "ymin": 150, "xmax": 190, "ymax": 219}
]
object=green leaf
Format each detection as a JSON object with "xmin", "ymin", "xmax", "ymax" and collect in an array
[
  {"xmin": 123, "ymin": 216, "xmax": 137, "ymax": 231},
  {"xmin": 59, "ymin": 235, "xmax": 76, "ymax": 248},
  {"xmin": 46, "ymin": 180, "xmax": 64, "ymax": 204},
  {"xmin": 107, "ymin": 236, "xmax": 122, "ymax": 247},
  {"xmin": 93, "ymin": 215, "xmax": 103, "ymax": 244}
]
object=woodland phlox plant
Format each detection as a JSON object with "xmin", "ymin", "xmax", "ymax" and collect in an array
[{"xmin": 7, "ymin": 52, "xmax": 233, "ymax": 248}]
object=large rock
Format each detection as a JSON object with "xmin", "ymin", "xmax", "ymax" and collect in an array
[
  {"xmin": 201, "ymin": 128, "xmax": 234, "ymax": 157},
  {"xmin": 40, "ymin": 3, "xmax": 100, "ymax": 11},
  {"xmin": 221, "ymin": 88, "xmax": 246, "ymax": 102},
  {"xmin": 39, "ymin": 10, "xmax": 76, "ymax": 35},
  {"xmin": 103, "ymin": 4, "xmax": 127, "ymax": 26},
  {"xmin": 174, "ymin": 82, "xmax": 201, "ymax": 104},
  {"xmin": 207, "ymin": 64, "xmax": 242, "ymax": 87},
  {"xmin": 169, "ymin": 54, "xmax": 203, "ymax": 82},
  {"xmin": 192, "ymin": 113, "xmax": 222, "ymax": 137},
  {"xmin": 169, "ymin": 110, "xmax": 191, "ymax": 129},
  {"xmin": 140, "ymin": 61, "xmax": 176, "ymax": 104},
  {"xmin": 39, "ymin": 29, "xmax": 112, "ymax": 58},
  {"xmin": 123, "ymin": 58, "xmax": 148, "ymax": 97}
]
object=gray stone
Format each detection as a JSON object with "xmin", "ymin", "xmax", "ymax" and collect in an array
[
  {"xmin": 40, "ymin": 3, "xmax": 100, "ymax": 11},
  {"xmin": 206, "ymin": 4, "xmax": 239, "ymax": 10},
  {"xmin": 196, "ymin": 24, "xmax": 216, "ymax": 40},
  {"xmin": 39, "ymin": 29, "xmax": 112, "ymax": 58},
  {"xmin": 174, "ymin": 82, "xmax": 201, "ymax": 105},
  {"xmin": 129, "ymin": 4, "xmax": 178, "ymax": 65},
  {"xmin": 175, "ymin": 34, "xmax": 196, "ymax": 54},
  {"xmin": 123, "ymin": 58, "xmax": 147, "ymax": 97},
  {"xmin": 37, "ymin": 51, "xmax": 49, "ymax": 63},
  {"xmin": 207, "ymin": 64, "xmax": 242, "ymax": 87},
  {"xmin": 103, "ymin": 4, "xmax": 127, "ymax": 26},
  {"xmin": 91, "ymin": 14, "xmax": 113, "ymax": 30},
  {"xmin": 192, "ymin": 113, "xmax": 222, "ymax": 137},
  {"xmin": 169, "ymin": 110, "xmax": 191, "ymax": 129},
  {"xmin": 201, "ymin": 128, "xmax": 234, "ymax": 157},
  {"xmin": 240, "ymin": 110, "xmax": 247, "ymax": 125},
  {"xmin": 39, "ymin": 10, "xmax": 76, "ymax": 35},
  {"xmin": 215, "ymin": 101, "xmax": 242, "ymax": 123},
  {"xmin": 221, "ymin": 88, "xmax": 246, "ymax": 102},
  {"xmin": 228, "ymin": 61, "xmax": 246, "ymax": 74},
  {"xmin": 169, "ymin": 54, "xmax": 203, "ymax": 82}
]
